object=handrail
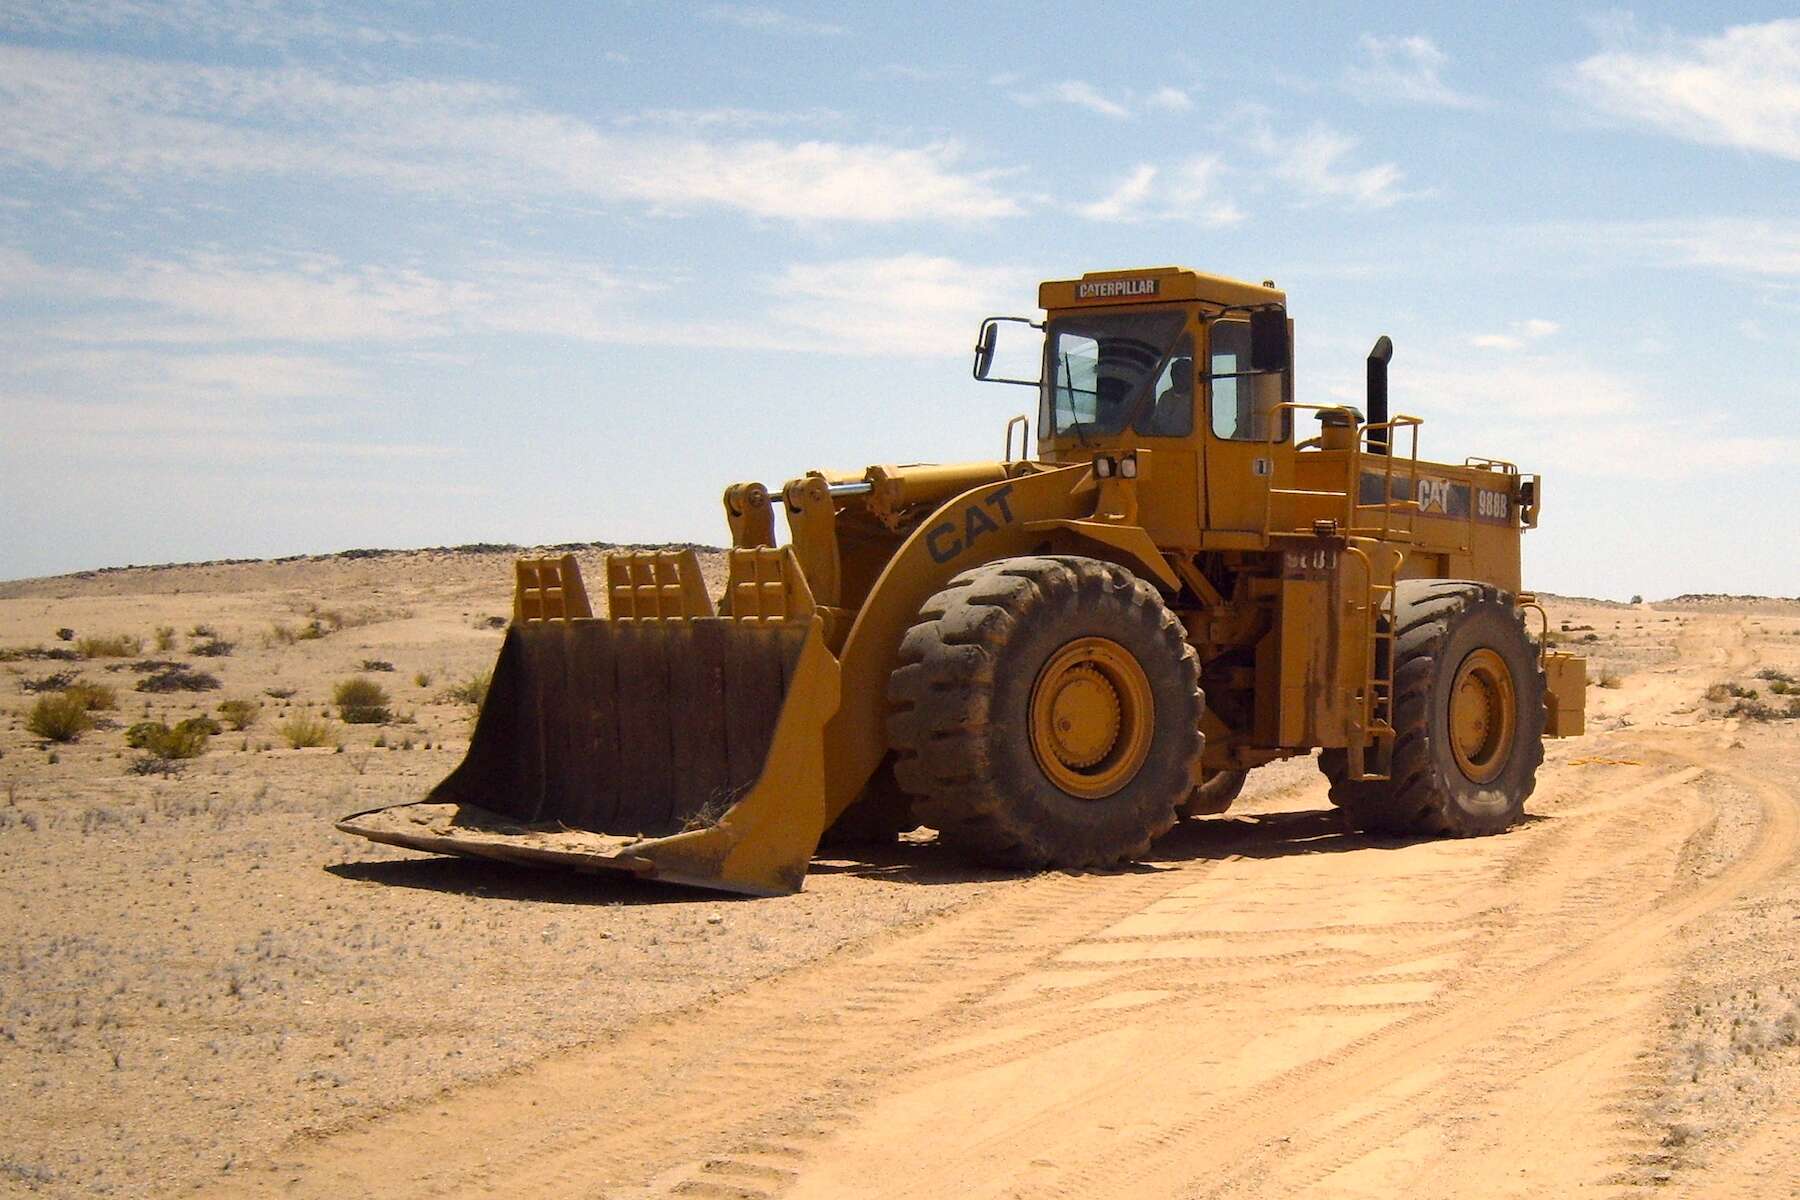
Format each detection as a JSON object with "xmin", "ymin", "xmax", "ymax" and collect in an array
[
  {"xmin": 1004, "ymin": 414, "xmax": 1029, "ymax": 463},
  {"xmin": 1260, "ymin": 402, "xmax": 1364, "ymax": 538},
  {"xmin": 1517, "ymin": 596, "xmax": 1551, "ymax": 666},
  {"xmin": 1357, "ymin": 415, "xmax": 1423, "ymax": 540},
  {"xmin": 1257, "ymin": 403, "xmax": 1428, "ymax": 542}
]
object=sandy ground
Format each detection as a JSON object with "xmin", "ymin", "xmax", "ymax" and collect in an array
[{"xmin": 0, "ymin": 551, "xmax": 1796, "ymax": 1198}]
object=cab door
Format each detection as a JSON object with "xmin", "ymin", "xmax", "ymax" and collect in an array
[
  {"xmin": 1127, "ymin": 313, "xmax": 1204, "ymax": 551},
  {"xmin": 1202, "ymin": 316, "xmax": 1293, "ymax": 534}
]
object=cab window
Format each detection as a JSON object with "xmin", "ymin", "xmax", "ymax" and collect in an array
[
  {"xmin": 1138, "ymin": 338, "xmax": 1194, "ymax": 437},
  {"xmin": 1207, "ymin": 319, "xmax": 1289, "ymax": 441},
  {"xmin": 1042, "ymin": 311, "xmax": 1185, "ymax": 439}
]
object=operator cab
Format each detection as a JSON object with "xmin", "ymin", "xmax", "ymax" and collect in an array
[
  {"xmin": 974, "ymin": 266, "xmax": 1292, "ymax": 457},
  {"xmin": 974, "ymin": 266, "xmax": 1295, "ymax": 536}
]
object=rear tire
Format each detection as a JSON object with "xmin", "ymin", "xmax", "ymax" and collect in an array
[
  {"xmin": 1321, "ymin": 580, "xmax": 1545, "ymax": 837},
  {"xmin": 887, "ymin": 556, "xmax": 1203, "ymax": 868}
]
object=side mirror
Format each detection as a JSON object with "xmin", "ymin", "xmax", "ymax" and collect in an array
[
  {"xmin": 973, "ymin": 320, "xmax": 999, "ymax": 380},
  {"xmin": 970, "ymin": 316, "xmax": 1044, "ymax": 387},
  {"xmin": 1249, "ymin": 308, "xmax": 1289, "ymax": 374}
]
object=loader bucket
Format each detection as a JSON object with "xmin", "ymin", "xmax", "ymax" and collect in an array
[{"xmin": 337, "ymin": 550, "xmax": 842, "ymax": 896}]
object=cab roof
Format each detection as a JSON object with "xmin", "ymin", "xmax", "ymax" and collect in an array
[{"xmin": 1038, "ymin": 266, "xmax": 1284, "ymax": 312}]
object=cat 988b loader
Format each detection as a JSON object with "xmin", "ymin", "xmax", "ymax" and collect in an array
[{"xmin": 339, "ymin": 265, "xmax": 1589, "ymax": 895}]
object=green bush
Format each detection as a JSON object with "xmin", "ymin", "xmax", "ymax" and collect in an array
[
  {"xmin": 217, "ymin": 699, "xmax": 260, "ymax": 730},
  {"xmin": 443, "ymin": 671, "xmax": 491, "ymax": 706},
  {"xmin": 76, "ymin": 633, "xmax": 143, "ymax": 658},
  {"xmin": 125, "ymin": 718, "xmax": 213, "ymax": 759},
  {"xmin": 333, "ymin": 677, "xmax": 391, "ymax": 724},
  {"xmin": 28, "ymin": 693, "xmax": 92, "ymax": 742},
  {"xmin": 278, "ymin": 714, "xmax": 336, "ymax": 749}
]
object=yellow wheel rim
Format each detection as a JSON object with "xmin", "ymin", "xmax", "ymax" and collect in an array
[
  {"xmin": 1448, "ymin": 648, "xmax": 1516, "ymax": 785},
  {"xmin": 1029, "ymin": 637, "xmax": 1155, "ymax": 799}
]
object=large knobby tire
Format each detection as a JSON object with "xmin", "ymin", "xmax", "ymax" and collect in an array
[
  {"xmin": 1321, "ymin": 580, "xmax": 1546, "ymax": 837},
  {"xmin": 1179, "ymin": 767, "xmax": 1249, "ymax": 817},
  {"xmin": 887, "ymin": 555, "xmax": 1204, "ymax": 869}
]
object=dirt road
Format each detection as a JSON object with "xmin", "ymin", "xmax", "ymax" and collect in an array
[
  {"xmin": 5, "ymin": 557, "xmax": 1796, "ymax": 1199},
  {"xmin": 209, "ymin": 725, "xmax": 1800, "ymax": 1197}
]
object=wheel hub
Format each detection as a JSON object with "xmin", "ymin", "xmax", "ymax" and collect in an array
[
  {"xmin": 1449, "ymin": 647, "xmax": 1516, "ymax": 785},
  {"xmin": 1029, "ymin": 637, "xmax": 1155, "ymax": 799}
]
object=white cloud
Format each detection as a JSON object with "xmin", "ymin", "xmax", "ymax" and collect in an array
[
  {"xmin": 1471, "ymin": 318, "xmax": 1560, "ymax": 351},
  {"xmin": 0, "ymin": 46, "xmax": 1020, "ymax": 223},
  {"xmin": 1145, "ymin": 87, "xmax": 1195, "ymax": 113},
  {"xmin": 1344, "ymin": 350, "xmax": 1798, "ymax": 480},
  {"xmin": 0, "ymin": 246, "xmax": 1045, "ymax": 360},
  {"xmin": 1513, "ymin": 218, "xmax": 1800, "ymax": 283},
  {"xmin": 1570, "ymin": 17, "xmax": 1800, "ymax": 160},
  {"xmin": 770, "ymin": 255, "xmax": 1036, "ymax": 356},
  {"xmin": 612, "ymin": 106, "xmax": 844, "ymax": 131},
  {"xmin": 1346, "ymin": 34, "xmax": 1482, "ymax": 108},
  {"xmin": 1077, "ymin": 165, "xmax": 1158, "ymax": 221},
  {"xmin": 1250, "ymin": 122, "xmax": 1408, "ymax": 209},
  {"xmin": 0, "ymin": 0, "xmax": 466, "ymax": 47},
  {"xmin": 1011, "ymin": 81, "xmax": 1132, "ymax": 119},
  {"xmin": 703, "ymin": 5, "xmax": 845, "ymax": 36},
  {"xmin": 869, "ymin": 63, "xmax": 944, "ymax": 83},
  {"xmin": 1075, "ymin": 159, "xmax": 1244, "ymax": 227}
]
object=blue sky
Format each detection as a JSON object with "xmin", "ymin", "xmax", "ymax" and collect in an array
[{"xmin": 0, "ymin": 2, "xmax": 1795, "ymax": 599}]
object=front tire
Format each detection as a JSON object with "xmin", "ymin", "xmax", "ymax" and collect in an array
[
  {"xmin": 1321, "ymin": 580, "xmax": 1545, "ymax": 836},
  {"xmin": 887, "ymin": 556, "xmax": 1203, "ymax": 868},
  {"xmin": 1180, "ymin": 768, "xmax": 1248, "ymax": 817}
]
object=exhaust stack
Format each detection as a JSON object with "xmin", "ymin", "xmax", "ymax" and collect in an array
[{"xmin": 1366, "ymin": 335, "xmax": 1393, "ymax": 455}]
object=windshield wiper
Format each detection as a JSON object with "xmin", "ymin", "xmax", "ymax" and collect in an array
[{"xmin": 1061, "ymin": 352, "xmax": 1092, "ymax": 448}]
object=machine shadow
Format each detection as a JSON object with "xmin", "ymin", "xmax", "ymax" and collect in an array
[
  {"xmin": 323, "ymin": 858, "xmax": 748, "ymax": 906},
  {"xmin": 328, "ymin": 806, "xmax": 1553, "ymax": 902}
]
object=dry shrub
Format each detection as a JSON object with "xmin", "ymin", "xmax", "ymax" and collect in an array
[
  {"xmin": 217, "ymin": 698, "xmax": 260, "ymax": 730},
  {"xmin": 20, "ymin": 670, "xmax": 79, "ymax": 693},
  {"xmin": 279, "ymin": 714, "xmax": 336, "ymax": 749},
  {"xmin": 136, "ymin": 665, "xmax": 222, "ymax": 694},
  {"xmin": 190, "ymin": 638, "xmax": 234, "ymax": 658},
  {"xmin": 153, "ymin": 625, "xmax": 177, "ymax": 651},
  {"xmin": 27, "ymin": 693, "xmax": 91, "ymax": 742},
  {"xmin": 333, "ymin": 677, "xmax": 391, "ymax": 724},
  {"xmin": 1730, "ymin": 697, "xmax": 1800, "ymax": 722},
  {"xmin": 360, "ymin": 659, "xmax": 394, "ymax": 672},
  {"xmin": 76, "ymin": 633, "xmax": 143, "ymax": 658},
  {"xmin": 1598, "ymin": 670, "xmax": 1625, "ymax": 690},
  {"xmin": 64, "ymin": 681, "xmax": 117, "ymax": 711}
]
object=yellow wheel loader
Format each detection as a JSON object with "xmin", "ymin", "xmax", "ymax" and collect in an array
[{"xmin": 339, "ymin": 266, "xmax": 1589, "ymax": 895}]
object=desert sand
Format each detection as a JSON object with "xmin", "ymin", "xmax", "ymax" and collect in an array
[{"xmin": 1, "ymin": 548, "xmax": 1796, "ymax": 1199}]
